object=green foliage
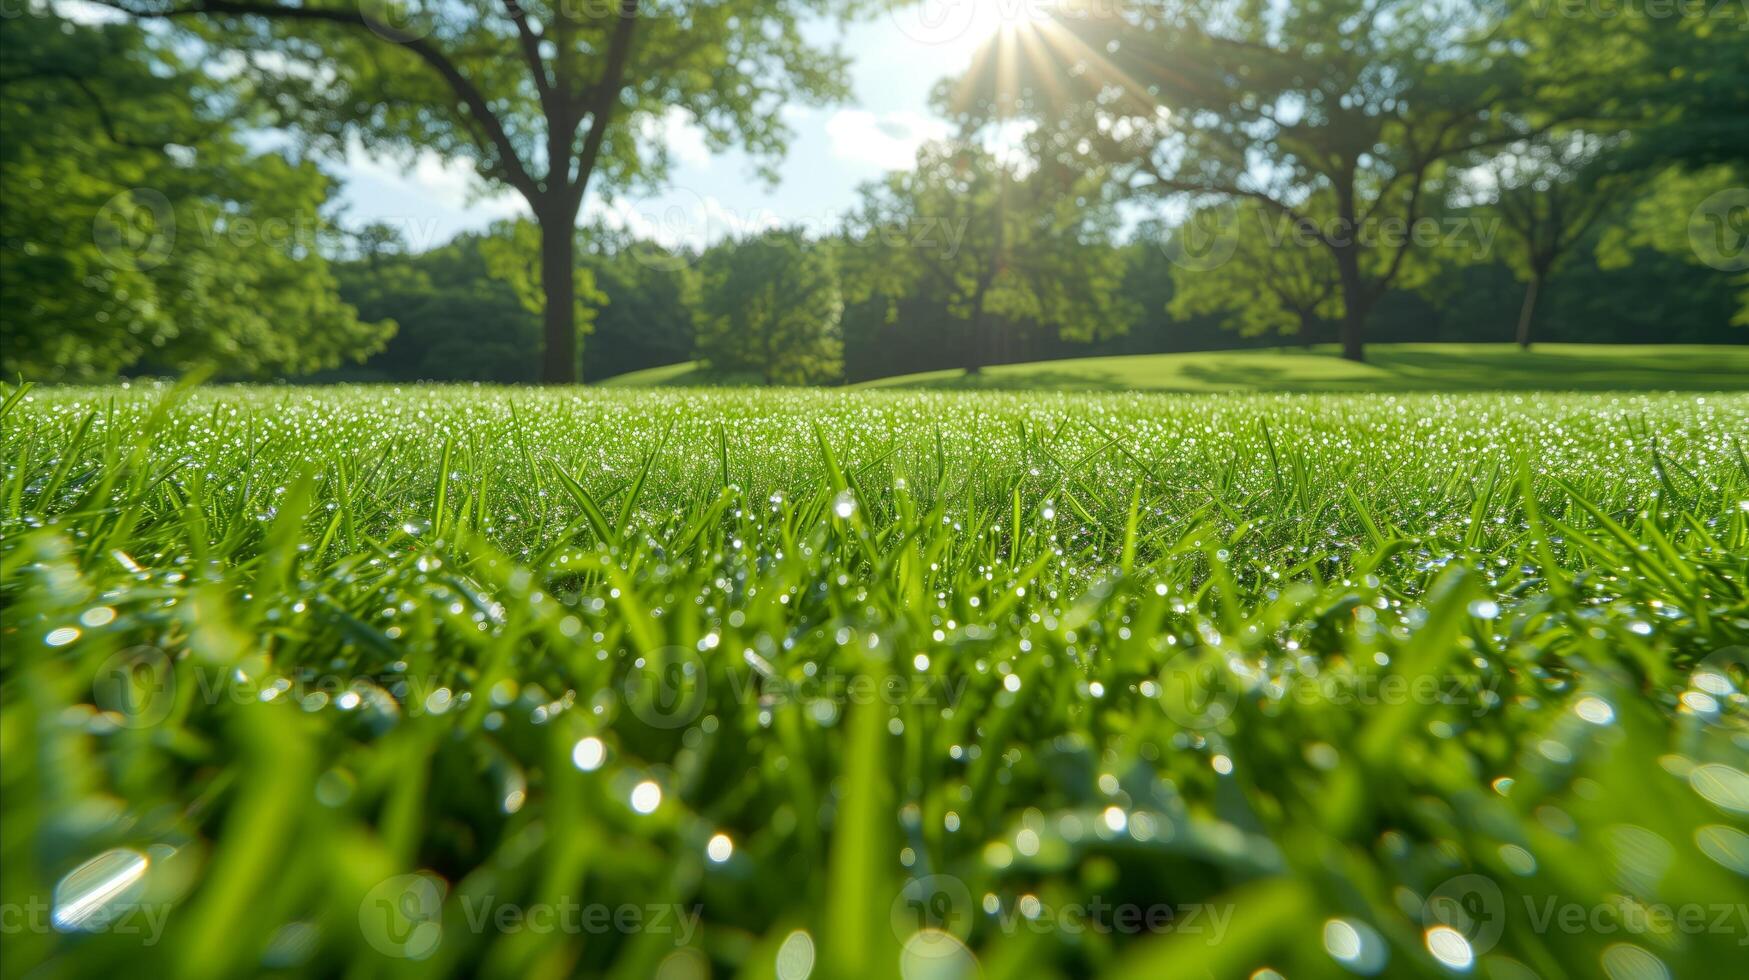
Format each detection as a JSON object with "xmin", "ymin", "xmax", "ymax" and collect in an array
[
  {"xmin": 953, "ymin": 0, "xmax": 1558, "ymax": 358},
  {"xmin": 695, "ymin": 229, "xmax": 843, "ymax": 385},
  {"xmin": 478, "ymin": 218, "xmax": 608, "ymax": 349},
  {"xmin": 1596, "ymin": 166, "xmax": 1749, "ymax": 328},
  {"xmin": 95, "ymin": 0, "xmax": 859, "ymax": 380},
  {"xmin": 0, "ymin": 11, "xmax": 390, "ymax": 381},
  {"xmin": 334, "ymin": 231, "xmax": 541, "ymax": 381},
  {"xmin": 1164, "ymin": 204, "xmax": 1341, "ymax": 341},
  {"xmin": 578, "ymin": 225, "xmax": 700, "ymax": 382},
  {"xmin": 4, "ymin": 383, "xmax": 1748, "ymax": 977},
  {"xmin": 841, "ymin": 141, "xmax": 1133, "ymax": 371}
]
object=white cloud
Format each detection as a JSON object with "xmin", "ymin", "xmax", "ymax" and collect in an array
[
  {"xmin": 587, "ymin": 191, "xmax": 771, "ymax": 252},
  {"xmin": 824, "ymin": 110, "xmax": 951, "ymax": 171},
  {"xmin": 637, "ymin": 107, "xmax": 712, "ymax": 170},
  {"xmin": 343, "ymin": 136, "xmax": 526, "ymax": 219}
]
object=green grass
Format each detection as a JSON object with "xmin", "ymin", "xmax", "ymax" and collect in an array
[
  {"xmin": 597, "ymin": 360, "xmax": 712, "ymax": 387},
  {"xmin": 855, "ymin": 343, "xmax": 1749, "ymax": 392},
  {"xmin": 4, "ymin": 382, "xmax": 1748, "ymax": 979}
]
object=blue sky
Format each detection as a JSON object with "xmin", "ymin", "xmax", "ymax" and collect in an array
[{"xmin": 338, "ymin": 5, "xmax": 1034, "ymax": 252}]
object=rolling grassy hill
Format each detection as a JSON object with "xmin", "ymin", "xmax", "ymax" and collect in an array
[
  {"xmin": 602, "ymin": 344, "xmax": 1749, "ymax": 391},
  {"xmin": 856, "ymin": 343, "xmax": 1749, "ymax": 391}
]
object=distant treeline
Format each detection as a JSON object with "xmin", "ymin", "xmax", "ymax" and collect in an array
[
  {"xmin": 317, "ymin": 215, "xmax": 1742, "ymax": 386},
  {"xmin": 4, "ymin": 5, "xmax": 1744, "ymax": 384}
]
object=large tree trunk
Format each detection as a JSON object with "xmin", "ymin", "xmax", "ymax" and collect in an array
[
  {"xmin": 964, "ymin": 289, "xmax": 990, "ymax": 375},
  {"xmin": 1333, "ymin": 244, "xmax": 1368, "ymax": 363},
  {"xmin": 538, "ymin": 212, "xmax": 578, "ymax": 384},
  {"xmin": 1514, "ymin": 271, "xmax": 1542, "ymax": 350}
]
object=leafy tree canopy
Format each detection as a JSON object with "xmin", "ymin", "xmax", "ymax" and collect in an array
[{"xmin": 0, "ymin": 9, "xmax": 390, "ymax": 381}]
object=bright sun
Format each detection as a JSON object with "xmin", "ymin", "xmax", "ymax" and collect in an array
[
  {"xmin": 971, "ymin": 0, "xmax": 1057, "ymax": 39},
  {"xmin": 896, "ymin": 0, "xmax": 1058, "ymax": 63}
]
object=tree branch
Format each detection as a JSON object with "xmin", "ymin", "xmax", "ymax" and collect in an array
[
  {"xmin": 500, "ymin": 0, "xmax": 552, "ymax": 107},
  {"xmin": 569, "ymin": 0, "xmax": 639, "ymax": 199},
  {"xmin": 94, "ymin": 0, "xmax": 542, "ymax": 203}
]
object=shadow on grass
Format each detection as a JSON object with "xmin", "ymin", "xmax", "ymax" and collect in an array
[
  {"xmin": 880, "ymin": 345, "xmax": 1749, "ymax": 393},
  {"xmin": 1358, "ymin": 348, "xmax": 1749, "ymax": 391}
]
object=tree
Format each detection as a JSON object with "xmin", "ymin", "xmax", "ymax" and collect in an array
[
  {"xmin": 949, "ymin": 0, "xmax": 1542, "ymax": 361},
  {"xmin": 480, "ymin": 218, "xmax": 607, "ymax": 341},
  {"xmin": 578, "ymin": 225, "xmax": 699, "ymax": 381},
  {"xmin": 1588, "ymin": 6, "xmax": 1749, "ymax": 174},
  {"xmin": 98, "ymin": 0, "xmax": 854, "ymax": 383},
  {"xmin": 0, "ymin": 9, "xmax": 391, "ymax": 381},
  {"xmin": 840, "ymin": 140, "xmax": 1131, "ymax": 373},
  {"xmin": 1469, "ymin": 133, "xmax": 1632, "ymax": 348},
  {"xmin": 1163, "ymin": 203, "xmax": 1339, "ymax": 345},
  {"xmin": 1595, "ymin": 166, "xmax": 1749, "ymax": 330},
  {"xmin": 695, "ymin": 229, "xmax": 842, "ymax": 385},
  {"xmin": 335, "ymin": 230, "xmax": 541, "ymax": 380}
]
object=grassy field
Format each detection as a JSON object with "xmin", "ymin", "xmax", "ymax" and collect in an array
[
  {"xmin": 603, "ymin": 345, "xmax": 1749, "ymax": 392},
  {"xmin": 3, "ymin": 382, "xmax": 1748, "ymax": 979},
  {"xmin": 599, "ymin": 362, "xmax": 721, "ymax": 388},
  {"xmin": 858, "ymin": 344, "xmax": 1749, "ymax": 392}
]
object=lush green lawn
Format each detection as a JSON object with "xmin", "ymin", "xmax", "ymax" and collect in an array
[
  {"xmin": 598, "ymin": 360, "xmax": 714, "ymax": 387},
  {"xmin": 857, "ymin": 343, "xmax": 1749, "ymax": 392},
  {"xmin": 4, "ymin": 383, "xmax": 1747, "ymax": 979}
]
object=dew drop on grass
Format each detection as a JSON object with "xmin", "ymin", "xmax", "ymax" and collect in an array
[
  {"xmin": 631, "ymin": 780, "xmax": 662, "ymax": 814},
  {"xmin": 1424, "ymin": 925, "xmax": 1474, "ymax": 971},
  {"xmin": 52, "ymin": 848, "xmax": 149, "ymax": 933},
  {"xmin": 832, "ymin": 491, "xmax": 856, "ymax": 519},
  {"xmin": 775, "ymin": 930, "xmax": 815, "ymax": 980},
  {"xmin": 1322, "ymin": 918, "xmax": 1387, "ymax": 975},
  {"xmin": 706, "ymin": 833, "xmax": 733, "ymax": 863},
  {"xmin": 572, "ymin": 737, "xmax": 604, "ymax": 772},
  {"xmin": 1573, "ymin": 696, "xmax": 1615, "ymax": 725},
  {"xmin": 1467, "ymin": 599, "xmax": 1499, "ymax": 620},
  {"xmin": 1599, "ymin": 944, "xmax": 1669, "ymax": 980}
]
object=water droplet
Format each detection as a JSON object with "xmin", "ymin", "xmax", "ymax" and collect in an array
[
  {"xmin": 707, "ymin": 833, "xmax": 733, "ymax": 863},
  {"xmin": 1599, "ymin": 944, "xmax": 1669, "ymax": 980},
  {"xmin": 1425, "ymin": 925, "xmax": 1474, "ymax": 971},
  {"xmin": 572, "ymin": 736, "xmax": 605, "ymax": 772},
  {"xmin": 776, "ymin": 929, "xmax": 815, "ymax": 980},
  {"xmin": 631, "ymin": 779, "xmax": 662, "ymax": 814},
  {"xmin": 1574, "ymin": 696, "xmax": 1615, "ymax": 725},
  {"xmin": 52, "ymin": 848, "xmax": 149, "ymax": 932},
  {"xmin": 1323, "ymin": 918, "xmax": 1387, "ymax": 974}
]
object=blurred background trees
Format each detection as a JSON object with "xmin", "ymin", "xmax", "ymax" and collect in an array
[
  {"xmin": 0, "ymin": 10, "xmax": 390, "ymax": 381},
  {"xmin": 696, "ymin": 229, "xmax": 842, "ymax": 385},
  {"xmin": 2, "ymin": 1, "xmax": 1743, "ymax": 385}
]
